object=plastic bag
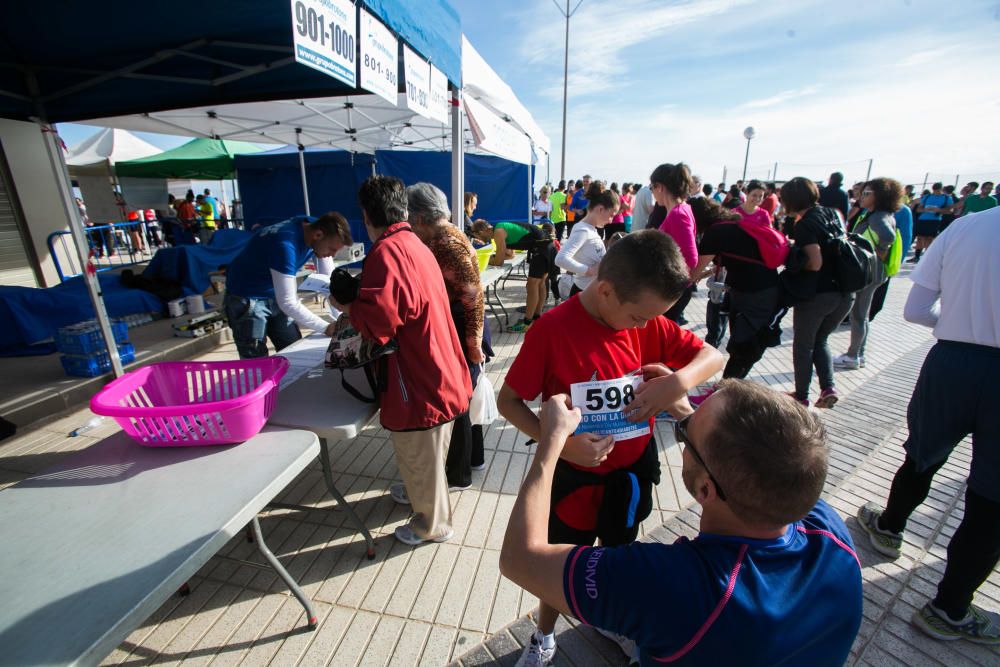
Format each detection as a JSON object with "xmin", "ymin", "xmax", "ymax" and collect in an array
[{"xmin": 469, "ymin": 368, "xmax": 498, "ymax": 425}]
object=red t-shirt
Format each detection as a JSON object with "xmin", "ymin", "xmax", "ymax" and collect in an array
[
  {"xmin": 504, "ymin": 295, "xmax": 704, "ymax": 530},
  {"xmin": 761, "ymin": 193, "xmax": 779, "ymax": 216}
]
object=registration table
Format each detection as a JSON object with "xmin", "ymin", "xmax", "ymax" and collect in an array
[{"xmin": 0, "ymin": 427, "xmax": 321, "ymax": 666}]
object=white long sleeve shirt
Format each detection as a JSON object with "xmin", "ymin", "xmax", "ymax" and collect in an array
[
  {"xmin": 271, "ymin": 269, "xmax": 330, "ymax": 333},
  {"xmin": 555, "ymin": 221, "xmax": 605, "ymax": 291}
]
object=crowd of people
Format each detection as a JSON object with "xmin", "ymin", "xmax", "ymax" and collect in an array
[{"xmin": 217, "ymin": 166, "xmax": 998, "ymax": 666}]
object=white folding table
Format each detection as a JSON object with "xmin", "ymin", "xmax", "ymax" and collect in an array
[{"xmin": 0, "ymin": 426, "xmax": 321, "ymax": 666}]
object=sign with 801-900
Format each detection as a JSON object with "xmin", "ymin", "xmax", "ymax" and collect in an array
[{"xmin": 291, "ymin": 0, "xmax": 357, "ymax": 87}]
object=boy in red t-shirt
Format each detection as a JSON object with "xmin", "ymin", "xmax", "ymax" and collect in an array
[{"xmin": 499, "ymin": 230, "xmax": 724, "ymax": 666}]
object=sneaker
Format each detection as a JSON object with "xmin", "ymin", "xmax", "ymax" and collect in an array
[
  {"xmin": 785, "ymin": 392, "xmax": 809, "ymax": 408},
  {"xmin": 389, "ymin": 483, "xmax": 410, "ymax": 505},
  {"xmin": 856, "ymin": 502, "xmax": 903, "ymax": 558},
  {"xmin": 833, "ymin": 354, "xmax": 861, "ymax": 370},
  {"xmin": 912, "ymin": 602, "xmax": 1000, "ymax": 645},
  {"xmin": 470, "ymin": 462, "xmax": 487, "ymax": 471},
  {"xmin": 688, "ymin": 386, "xmax": 718, "ymax": 408},
  {"xmin": 515, "ymin": 631, "xmax": 556, "ymax": 667},
  {"xmin": 814, "ymin": 387, "xmax": 839, "ymax": 409},
  {"xmin": 393, "ymin": 523, "xmax": 454, "ymax": 546},
  {"xmin": 448, "ymin": 482, "xmax": 471, "ymax": 492},
  {"xmin": 596, "ymin": 627, "xmax": 639, "ymax": 664},
  {"xmin": 508, "ymin": 319, "xmax": 532, "ymax": 333}
]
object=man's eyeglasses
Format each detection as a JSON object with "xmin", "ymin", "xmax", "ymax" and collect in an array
[
  {"xmin": 862, "ymin": 190, "xmax": 874, "ymax": 196},
  {"xmin": 674, "ymin": 416, "xmax": 727, "ymax": 501}
]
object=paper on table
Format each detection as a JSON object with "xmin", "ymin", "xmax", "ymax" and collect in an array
[{"xmin": 298, "ymin": 273, "xmax": 330, "ymax": 294}]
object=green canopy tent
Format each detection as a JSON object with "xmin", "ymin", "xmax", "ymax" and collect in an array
[{"xmin": 115, "ymin": 138, "xmax": 265, "ymax": 179}]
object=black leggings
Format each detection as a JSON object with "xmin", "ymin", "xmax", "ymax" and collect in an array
[
  {"xmin": 881, "ymin": 455, "xmax": 1000, "ymax": 619},
  {"xmin": 665, "ymin": 285, "xmax": 694, "ymax": 324}
]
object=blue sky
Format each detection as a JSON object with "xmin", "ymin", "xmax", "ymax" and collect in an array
[{"xmin": 58, "ymin": 0, "xmax": 1000, "ymax": 190}]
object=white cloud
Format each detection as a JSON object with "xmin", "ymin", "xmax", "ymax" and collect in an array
[
  {"xmin": 897, "ymin": 46, "xmax": 957, "ymax": 68},
  {"xmin": 518, "ymin": 0, "xmax": 758, "ymax": 100},
  {"xmin": 737, "ymin": 86, "xmax": 820, "ymax": 110}
]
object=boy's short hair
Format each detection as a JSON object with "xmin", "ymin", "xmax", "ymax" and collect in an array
[
  {"xmin": 310, "ymin": 211, "xmax": 353, "ymax": 246},
  {"xmin": 597, "ymin": 230, "xmax": 689, "ymax": 303},
  {"xmin": 705, "ymin": 379, "xmax": 828, "ymax": 527}
]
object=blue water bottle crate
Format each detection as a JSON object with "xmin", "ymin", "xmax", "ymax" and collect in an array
[
  {"xmin": 60, "ymin": 343, "xmax": 136, "ymax": 378},
  {"xmin": 55, "ymin": 319, "xmax": 130, "ymax": 355}
]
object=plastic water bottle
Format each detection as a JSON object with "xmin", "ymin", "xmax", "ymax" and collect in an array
[{"xmin": 69, "ymin": 416, "xmax": 104, "ymax": 437}]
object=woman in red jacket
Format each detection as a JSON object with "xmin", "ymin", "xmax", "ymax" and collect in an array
[{"xmin": 335, "ymin": 176, "xmax": 472, "ymax": 546}]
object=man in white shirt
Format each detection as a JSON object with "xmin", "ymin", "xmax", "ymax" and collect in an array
[{"xmin": 856, "ymin": 206, "xmax": 1000, "ymax": 645}]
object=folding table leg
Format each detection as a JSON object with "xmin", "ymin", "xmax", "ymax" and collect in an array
[
  {"xmin": 250, "ymin": 516, "xmax": 317, "ymax": 629},
  {"xmin": 319, "ymin": 438, "xmax": 376, "ymax": 560}
]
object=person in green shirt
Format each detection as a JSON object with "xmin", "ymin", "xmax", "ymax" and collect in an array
[
  {"xmin": 195, "ymin": 194, "xmax": 216, "ymax": 245},
  {"xmin": 549, "ymin": 181, "xmax": 568, "ymax": 240},
  {"xmin": 962, "ymin": 181, "xmax": 997, "ymax": 216}
]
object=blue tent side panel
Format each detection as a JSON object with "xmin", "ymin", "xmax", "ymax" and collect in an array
[
  {"xmin": 374, "ymin": 151, "xmax": 529, "ymax": 223},
  {"xmin": 235, "ymin": 149, "xmax": 373, "ymax": 244}
]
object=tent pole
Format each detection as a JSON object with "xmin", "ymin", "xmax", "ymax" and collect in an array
[
  {"xmin": 38, "ymin": 121, "xmax": 124, "ymax": 377},
  {"xmin": 450, "ymin": 85, "xmax": 465, "ymax": 231},
  {"xmin": 296, "ymin": 128, "xmax": 311, "ymax": 216}
]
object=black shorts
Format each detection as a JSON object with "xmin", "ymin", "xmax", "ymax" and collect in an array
[
  {"xmin": 914, "ymin": 219, "xmax": 940, "ymax": 238},
  {"xmin": 527, "ymin": 248, "xmax": 551, "ymax": 278}
]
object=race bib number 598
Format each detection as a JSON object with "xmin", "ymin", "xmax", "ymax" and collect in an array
[{"xmin": 570, "ymin": 373, "xmax": 649, "ymax": 442}]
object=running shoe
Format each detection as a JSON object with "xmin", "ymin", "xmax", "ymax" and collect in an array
[
  {"xmin": 390, "ymin": 482, "xmax": 410, "ymax": 505},
  {"xmin": 856, "ymin": 502, "xmax": 903, "ymax": 558},
  {"xmin": 470, "ymin": 462, "xmax": 487, "ymax": 471},
  {"xmin": 833, "ymin": 354, "xmax": 862, "ymax": 370},
  {"xmin": 507, "ymin": 319, "xmax": 532, "ymax": 333},
  {"xmin": 515, "ymin": 631, "xmax": 557, "ymax": 667},
  {"xmin": 912, "ymin": 602, "xmax": 1000, "ymax": 645},
  {"xmin": 814, "ymin": 387, "xmax": 839, "ymax": 409},
  {"xmin": 394, "ymin": 523, "xmax": 454, "ymax": 546},
  {"xmin": 688, "ymin": 386, "xmax": 718, "ymax": 408},
  {"xmin": 785, "ymin": 392, "xmax": 809, "ymax": 407}
]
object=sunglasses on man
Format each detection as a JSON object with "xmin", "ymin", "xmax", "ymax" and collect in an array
[{"xmin": 674, "ymin": 416, "xmax": 728, "ymax": 501}]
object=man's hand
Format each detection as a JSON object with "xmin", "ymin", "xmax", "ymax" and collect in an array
[
  {"xmin": 539, "ymin": 394, "xmax": 581, "ymax": 442},
  {"xmin": 324, "ymin": 322, "xmax": 337, "ymax": 337},
  {"xmin": 560, "ymin": 432, "xmax": 614, "ymax": 467}
]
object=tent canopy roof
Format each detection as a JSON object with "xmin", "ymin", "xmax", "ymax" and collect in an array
[
  {"xmin": 65, "ymin": 128, "xmax": 161, "ymax": 167},
  {"xmin": 0, "ymin": 0, "xmax": 461, "ymax": 123},
  {"xmin": 114, "ymin": 138, "xmax": 266, "ymax": 179}
]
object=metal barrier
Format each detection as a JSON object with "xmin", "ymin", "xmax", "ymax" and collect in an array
[{"xmin": 48, "ymin": 221, "xmax": 159, "ymax": 282}]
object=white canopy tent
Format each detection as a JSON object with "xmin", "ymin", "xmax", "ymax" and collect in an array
[
  {"xmin": 65, "ymin": 128, "xmax": 163, "ymax": 224},
  {"xmin": 65, "ymin": 127, "xmax": 161, "ymax": 167}
]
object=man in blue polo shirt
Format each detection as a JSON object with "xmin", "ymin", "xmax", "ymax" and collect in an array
[
  {"xmin": 224, "ymin": 213, "xmax": 352, "ymax": 358},
  {"xmin": 500, "ymin": 380, "xmax": 862, "ymax": 666}
]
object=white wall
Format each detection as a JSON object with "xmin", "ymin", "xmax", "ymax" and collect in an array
[{"xmin": 0, "ymin": 118, "xmax": 75, "ymax": 287}]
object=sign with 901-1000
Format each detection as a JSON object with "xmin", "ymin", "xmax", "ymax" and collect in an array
[{"xmin": 291, "ymin": 0, "xmax": 357, "ymax": 87}]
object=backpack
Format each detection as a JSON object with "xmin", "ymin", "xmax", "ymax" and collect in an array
[
  {"xmin": 825, "ymin": 219, "xmax": 877, "ymax": 293},
  {"xmin": 718, "ymin": 220, "xmax": 790, "ymax": 269}
]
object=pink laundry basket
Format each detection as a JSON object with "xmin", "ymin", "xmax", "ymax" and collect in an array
[{"xmin": 90, "ymin": 358, "xmax": 289, "ymax": 446}]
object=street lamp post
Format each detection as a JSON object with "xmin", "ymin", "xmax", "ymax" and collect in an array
[
  {"xmin": 554, "ymin": 0, "xmax": 584, "ymax": 181},
  {"xmin": 741, "ymin": 126, "xmax": 755, "ymax": 181}
]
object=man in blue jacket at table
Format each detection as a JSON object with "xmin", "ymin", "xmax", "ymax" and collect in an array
[{"xmin": 224, "ymin": 213, "xmax": 352, "ymax": 359}]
